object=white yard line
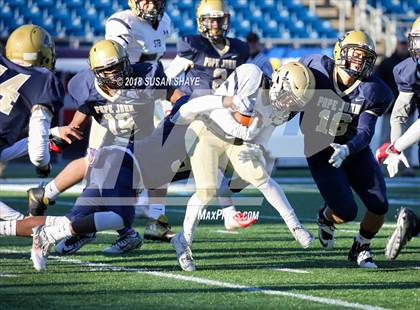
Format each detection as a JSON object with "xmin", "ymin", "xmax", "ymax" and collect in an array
[
  {"xmin": 211, "ymin": 230, "xmax": 239, "ymax": 235},
  {"xmin": 0, "ymin": 272, "xmax": 18, "ymax": 277},
  {"xmin": 0, "ymin": 248, "xmax": 389, "ymax": 309},
  {"xmin": 274, "ymin": 268, "xmax": 310, "ymax": 274}
]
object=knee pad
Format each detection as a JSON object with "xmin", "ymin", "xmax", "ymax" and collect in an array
[
  {"xmin": 366, "ymin": 200, "xmax": 389, "ymax": 216},
  {"xmin": 94, "ymin": 211, "xmax": 125, "ymax": 231}
]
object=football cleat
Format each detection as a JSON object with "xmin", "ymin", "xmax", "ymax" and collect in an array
[
  {"xmin": 317, "ymin": 216, "xmax": 336, "ymax": 250},
  {"xmin": 55, "ymin": 233, "xmax": 96, "ymax": 255},
  {"xmin": 291, "ymin": 225, "xmax": 314, "ymax": 249},
  {"xmin": 348, "ymin": 238, "xmax": 377, "ymax": 269},
  {"xmin": 224, "ymin": 211, "xmax": 257, "ymax": 231},
  {"xmin": 144, "ymin": 215, "xmax": 176, "ymax": 242},
  {"xmin": 27, "ymin": 187, "xmax": 54, "ymax": 216},
  {"xmin": 171, "ymin": 233, "xmax": 196, "ymax": 272},
  {"xmin": 103, "ymin": 231, "xmax": 143, "ymax": 254},
  {"xmin": 31, "ymin": 225, "xmax": 55, "ymax": 272},
  {"xmin": 385, "ymin": 207, "xmax": 418, "ymax": 260}
]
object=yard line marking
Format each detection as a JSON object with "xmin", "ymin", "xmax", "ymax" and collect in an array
[
  {"xmin": 274, "ymin": 268, "xmax": 310, "ymax": 274},
  {"xmin": 0, "ymin": 272, "xmax": 18, "ymax": 277},
  {"xmin": 212, "ymin": 230, "xmax": 239, "ymax": 235},
  {"xmin": 0, "ymin": 249, "xmax": 389, "ymax": 310}
]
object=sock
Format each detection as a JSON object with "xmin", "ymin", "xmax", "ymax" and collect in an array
[
  {"xmin": 257, "ymin": 179, "xmax": 301, "ymax": 231},
  {"xmin": 148, "ymin": 204, "xmax": 165, "ymax": 220},
  {"xmin": 117, "ymin": 226, "xmax": 134, "ymax": 236},
  {"xmin": 44, "ymin": 181, "xmax": 60, "ymax": 201},
  {"xmin": 356, "ymin": 232, "xmax": 372, "ymax": 246},
  {"xmin": 0, "ymin": 201, "xmax": 24, "ymax": 220},
  {"xmin": 135, "ymin": 190, "xmax": 149, "ymax": 218},
  {"xmin": 0, "ymin": 220, "xmax": 16, "ymax": 236},
  {"xmin": 183, "ymin": 194, "xmax": 205, "ymax": 246},
  {"xmin": 44, "ymin": 222, "xmax": 73, "ymax": 243},
  {"xmin": 222, "ymin": 205, "xmax": 236, "ymax": 221}
]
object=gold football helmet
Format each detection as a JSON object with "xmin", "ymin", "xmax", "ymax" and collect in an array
[
  {"xmin": 89, "ymin": 39, "xmax": 131, "ymax": 88},
  {"xmin": 333, "ymin": 30, "xmax": 376, "ymax": 79},
  {"xmin": 269, "ymin": 61, "xmax": 316, "ymax": 111},
  {"xmin": 5, "ymin": 24, "xmax": 55, "ymax": 70},
  {"xmin": 408, "ymin": 17, "xmax": 420, "ymax": 63},
  {"xmin": 197, "ymin": 0, "xmax": 230, "ymax": 43},
  {"xmin": 128, "ymin": 0, "xmax": 165, "ymax": 26}
]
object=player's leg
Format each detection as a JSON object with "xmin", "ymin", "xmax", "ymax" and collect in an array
[
  {"xmin": 227, "ymin": 144, "xmax": 313, "ymax": 248},
  {"xmin": 28, "ymin": 157, "xmax": 87, "ymax": 215},
  {"xmin": 0, "ymin": 201, "xmax": 25, "ymax": 221},
  {"xmin": 307, "ymin": 148, "xmax": 358, "ymax": 250},
  {"xmin": 346, "ymin": 148, "xmax": 388, "ymax": 268},
  {"xmin": 385, "ymin": 208, "xmax": 419, "ymax": 260},
  {"xmin": 171, "ymin": 121, "xmax": 223, "ymax": 271}
]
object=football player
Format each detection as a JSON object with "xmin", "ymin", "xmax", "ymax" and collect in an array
[
  {"xmin": 164, "ymin": 0, "xmax": 256, "ymax": 231},
  {"xmin": 0, "ymin": 39, "xmax": 176, "ymax": 272},
  {"xmin": 375, "ymin": 119, "xmax": 420, "ymax": 260},
  {"xmin": 27, "ymin": 0, "xmax": 175, "ymax": 249},
  {"xmin": 169, "ymin": 62, "xmax": 315, "ymax": 271},
  {"xmin": 0, "ymin": 24, "xmax": 64, "ymax": 221},
  {"xmin": 389, "ymin": 17, "xmax": 420, "ymax": 165},
  {"xmin": 299, "ymin": 31, "xmax": 394, "ymax": 268}
]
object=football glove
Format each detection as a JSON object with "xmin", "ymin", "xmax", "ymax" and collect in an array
[
  {"xmin": 329, "ymin": 143, "xmax": 349, "ymax": 168},
  {"xmin": 238, "ymin": 143, "xmax": 266, "ymax": 166},
  {"xmin": 231, "ymin": 96, "xmax": 256, "ymax": 116},
  {"xmin": 383, "ymin": 148, "xmax": 409, "ymax": 178},
  {"xmin": 375, "ymin": 142, "xmax": 393, "ymax": 163}
]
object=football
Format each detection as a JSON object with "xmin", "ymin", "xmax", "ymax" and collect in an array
[{"xmin": 233, "ymin": 111, "xmax": 255, "ymax": 127}]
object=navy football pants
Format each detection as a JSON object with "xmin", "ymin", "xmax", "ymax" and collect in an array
[{"xmin": 307, "ymin": 146, "xmax": 388, "ymax": 222}]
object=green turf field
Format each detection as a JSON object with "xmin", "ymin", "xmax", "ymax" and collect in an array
[{"xmin": 0, "ymin": 179, "xmax": 419, "ymax": 310}]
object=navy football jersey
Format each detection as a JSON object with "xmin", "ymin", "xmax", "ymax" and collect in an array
[
  {"xmin": 299, "ymin": 54, "xmax": 394, "ymax": 156},
  {"xmin": 0, "ymin": 55, "xmax": 63, "ymax": 152},
  {"xmin": 393, "ymin": 57, "xmax": 420, "ymax": 96},
  {"xmin": 68, "ymin": 62, "xmax": 168, "ymax": 145},
  {"xmin": 177, "ymin": 35, "xmax": 249, "ymax": 97}
]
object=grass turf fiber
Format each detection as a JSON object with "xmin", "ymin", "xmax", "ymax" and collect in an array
[{"xmin": 0, "ymin": 179, "xmax": 419, "ymax": 310}]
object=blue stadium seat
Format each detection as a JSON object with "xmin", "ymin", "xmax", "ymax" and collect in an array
[
  {"xmin": 37, "ymin": 0, "xmax": 55, "ymax": 9},
  {"xmin": 66, "ymin": 0, "xmax": 84, "ymax": 9}
]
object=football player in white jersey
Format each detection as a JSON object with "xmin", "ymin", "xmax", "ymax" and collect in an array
[
  {"xmin": 27, "ymin": 0, "xmax": 175, "ymax": 251},
  {"xmin": 169, "ymin": 62, "xmax": 315, "ymax": 271},
  {"xmin": 106, "ymin": 0, "xmax": 171, "ymax": 64}
]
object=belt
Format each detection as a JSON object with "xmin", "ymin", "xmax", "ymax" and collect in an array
[{"xmin": 205, "ymin": 117, "xmax": 243, "ymax": 146}]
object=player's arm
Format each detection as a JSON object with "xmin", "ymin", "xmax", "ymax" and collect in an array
[
  {"xmin": 164, "ymin": 56, "xmax": 194, "ymax": 80},
  {"xmin": 390, "ymin": 91, "xmax": 415, "ymax": 142},
  {"xmin": 105, "ymin": 17, "xmax": 132, "ymax": 49},
  {"xmin": 27, "ymin": 104, "xmax": 53, "ymax": 175}
]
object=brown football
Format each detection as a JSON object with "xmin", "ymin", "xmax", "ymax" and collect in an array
[{"xmin": 233, "ymin": 112, "xmax": 255, "ymax": 127}]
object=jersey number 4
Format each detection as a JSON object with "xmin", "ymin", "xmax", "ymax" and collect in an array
[
  {"xmin": 316, "ymin": 109, "xmax": 352, "ymax": 137},
  {"xmin": 0, "ymin": 64, "xmax": 31, "ymax": 116}
]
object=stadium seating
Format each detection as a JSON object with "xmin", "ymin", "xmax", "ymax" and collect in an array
[
  {"xmin": 0, "ymin": 0, "xmax": 339, "ymax": 40},
  {"xmin": 0, "ymin": 0, "xmax": 419, "ymax": 41}
]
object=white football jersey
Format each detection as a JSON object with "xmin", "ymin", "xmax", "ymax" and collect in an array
[
  {"xmin": 105, "ymin": 10, "xmax": 172, "ymax": 64},
  {"xmin": 210, "ymin": 64, "xmax": 292, "ymax": 146}
]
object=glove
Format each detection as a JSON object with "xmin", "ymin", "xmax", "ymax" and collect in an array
[
  {"xmin": 383, "ymin": 149, "xmax": 409, "ymax": 178},
  {"xmin": 231, "ymin": 96, "xmax": 256, "ymax": 116},
  {"xmin": 238, "ymin": 143, "xmax": 266, "ymax": 167},
  {"xmin": 328, "ymin": 143, "xmax": 349, "ymax": 168},
  {"xmin": 49, "ymin": 136, "xmax": 70, "ymax": 153},
  {"xmin": 35, "ymin": 163, "xmax": 51, "ymax": 178},
  {"xmin": 375, "ymin": 142, "xmax": 392, "ymax": 163}
]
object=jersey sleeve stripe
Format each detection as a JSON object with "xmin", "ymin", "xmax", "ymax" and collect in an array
[{"xmin": 108, "ymin": 18, "xmax": 132, "ymax": 30}]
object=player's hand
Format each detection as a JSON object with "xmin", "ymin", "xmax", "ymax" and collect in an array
[
  {"xmin": 375, "ymin": 142, "xmax": 391, "ymax": 163},
  {"xmin": 329, "ymin": 143, "xmax": 349, "ymax": 168},
  {"xmin": 230, "ymin": 96, "xmax": 256, "ymax": 115},
  {"xmin": 238, "ymin": 143, "xmax": 266, "ymax": 166},
  {"xmin": 383, "ymin": 151, "xmax": 409, "ymax": 178},
  {"xmin": 49, "ymin": 126, "xmax": 83, "ymax": 153},
  {"xmin": 35, "ymin": 163, "xmax": 51, "ymax": 178}
]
